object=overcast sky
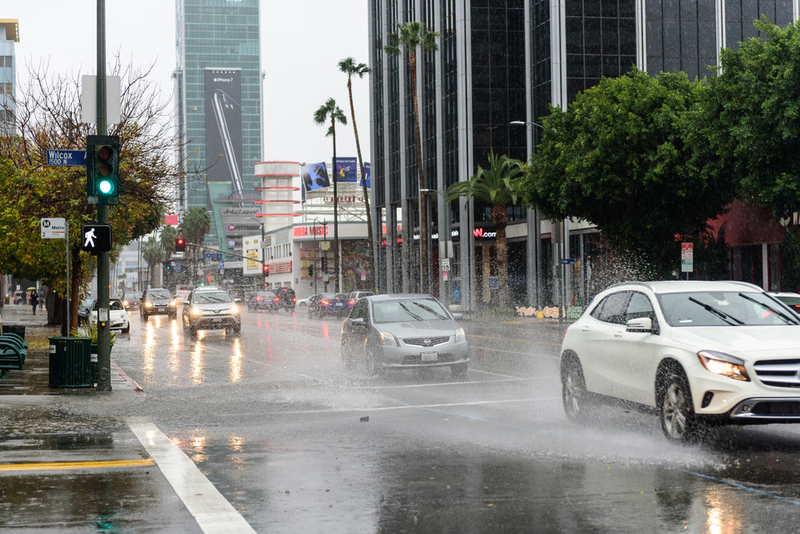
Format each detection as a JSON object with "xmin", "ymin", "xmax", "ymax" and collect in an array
[{"xmin": 6, "ymin": 0, "xmax": 372, "ymax": 166}]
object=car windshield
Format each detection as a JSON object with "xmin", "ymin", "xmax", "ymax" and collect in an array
[
  {"xmin": 257, "ymin": 292, "xmax": 276, "ymax": 298},
  {"xmin": 321, "ymin": 293, "xmax": 347, "ymax": 300},
  {"xmin": 775, "ymin": 295, "xmax": 800, "ymax": 306},
  {"xmin": 658, "ymin": 291, "xmax": 800, "ymax": 327},
  {"xmin": 372, "ymin": 298, "xmax": 449, "ymax": 323},
  {"xmin": 95, "ymin": 299, "xmax": 125, "ymax": 311},
  {"xmin": 192, "ymin": 291, "xmax": 232, "ymax": 304},
  {"xmin": 149, "ymin": 290, "xmax": 171, "ymax": 299}
]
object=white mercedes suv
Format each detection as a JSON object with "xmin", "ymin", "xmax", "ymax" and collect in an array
[{"xmin": 560, "ymin": 280, "xmax": 800, "ymax": 442}]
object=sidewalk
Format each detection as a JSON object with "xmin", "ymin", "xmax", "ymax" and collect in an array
[{"xmin": 0, "ymin": 304, "xmax": 136, "ymax": 395}]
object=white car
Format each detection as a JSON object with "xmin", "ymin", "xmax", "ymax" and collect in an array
[
  {"xmin": 560, "ymin": 280, "xmax": 800, "ymax": 442},
  {"xmin": 88, "ymin": 298, "xmax": 130, "ymax": 333}
]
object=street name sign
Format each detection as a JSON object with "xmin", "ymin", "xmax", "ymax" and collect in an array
[
  {"xmin": 46, "ymin": 149, "xmax": 87, "ymax": 167},
  {"xmin": 41, "ymin": 218, "xmax": 67, "ymax": 239},
  {"xmin": 205, "ymin": 253, "xmax": 223, "ymax": 260}
]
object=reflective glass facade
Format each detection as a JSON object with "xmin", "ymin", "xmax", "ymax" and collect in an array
[
  {"xmin": 175, "ymin": 0, "xmax": 261, "ymax": 248},
  {"xmin": 0, "ymin": 20, "xmax": 18, "ymax": 136}
]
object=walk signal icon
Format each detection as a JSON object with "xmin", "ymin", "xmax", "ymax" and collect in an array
[{"xmin": 80, "ymin": 224, "xmax": 112, "ymax": 254}]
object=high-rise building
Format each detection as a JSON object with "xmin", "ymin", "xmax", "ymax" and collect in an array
[
  {"xmin": 0, "ymin": 19, "xmax": 19, "ymax": 136},
  {"xmin": 368, "ymin": 0, "xmax": 798, "ymax": 311},
  {"xmin": 174, "ymin": 0, "xmax": 262, "ymax": 253}
]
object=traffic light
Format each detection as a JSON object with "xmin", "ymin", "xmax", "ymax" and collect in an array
[
  {"xmin": 321, "ymin": 257, "xmax": 327, "ymax": 272},
  {"xmin": 86, "ymin": 135, "xmax": 120, "ymax": 205},
  {"xmin": 80, "ymin": 224, "xmax": 113, "ymax": 255},
  {"xmin": 175, "ymin": 238, "xmax": 185, "ymax": 252},
  {"xmin": 263, "ymin": 264, "xmax": 270, "ymax": 277},
  {"xmin": 307, "ymin": 264, "xmax": 313, "ymax": 278}
]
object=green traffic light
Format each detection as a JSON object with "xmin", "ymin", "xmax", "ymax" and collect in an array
[{"xmin": 98, "ymin": 179, "xmax": 114, "ymax": 194}]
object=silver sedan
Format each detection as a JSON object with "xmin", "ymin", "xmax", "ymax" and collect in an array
[{"xmin": 340, "ymin": 294, "xmax": 469, "ymax": 377}]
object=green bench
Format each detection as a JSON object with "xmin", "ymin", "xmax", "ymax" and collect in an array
[{"xmin": 0, "ymin": 333, "xmax": 28, "ymax": 377}]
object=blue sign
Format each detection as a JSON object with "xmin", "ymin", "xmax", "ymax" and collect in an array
[
  {"xmin": 561, "ymin": 258, "xmax": 577, "ymax": 265},
  {"xmin": 219, "ymin": 261, "xmax": 225, "ymax": 270},
  {"xmin": 204, "ymin": 253, "xmax": 223, "ymax": 260},
  {"xmin": 47, "ymin": 149, "xmax": 87, "ymax": 167}
]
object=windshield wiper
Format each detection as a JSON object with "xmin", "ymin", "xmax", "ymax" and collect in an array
[
  {"xmin": 739, "ymin": 292, "xmax": 799, "ymax": 325},
  {"xmin": 398, "ymin": 302, "xmax": 424, "ymax": 321},
  {"xmin": 688, "ymin": 297, "xmax": 744, "ymax": 325},
  {"xmin": 411, "ymin": 302, "xmax": 447, "ymax": 320}
]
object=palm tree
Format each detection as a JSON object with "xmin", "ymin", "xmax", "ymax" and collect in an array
[
  {"xmin": 339, "ymin": 57, "xmax": 374, "ymax": 284},
  {"xmin": 314, "ymin": 98, "xmax": 348, "ymax": 292},
  {"xmin": 384, "ymin": 21, "xmax": 440, "ymax": 294},
  {"xmin": 159, "ymin": 224, "xmax": 178, "ymax": 283},
  {"xmin": 142, "ymin": 236, "xmax": 163, "ymax": 289},
  {"xmin": 178, "ymin": 207, "xmax": 212, "ymax": 285},
  {"xmin": 447, "ymin": 150, "xmax": 524, "ymax": 308}
]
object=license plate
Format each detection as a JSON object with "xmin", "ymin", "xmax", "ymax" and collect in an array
[{"xmin": 421, "ymin": 352, "xmax": 438, "ymax": 362}]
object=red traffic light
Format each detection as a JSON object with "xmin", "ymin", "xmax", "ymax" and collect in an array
[
  {"xmin": 262, "ymin": 264, "xmax": 270, "ymax": 276},
  {"xmin": 175, "ymin": 238, "xmax": 186, "ymax": 252}
]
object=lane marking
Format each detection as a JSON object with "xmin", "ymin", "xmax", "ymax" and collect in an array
[
  {"xmin": 129, "ymin": 422, "xmax": 256, "ymax": 534},
  {"xmin": 468, "ymin": 334, "xmax": 561, "ymax": 347},
  {"xmin": 0, "ymin": 459, "xmax": 155, "ymax": 472}
]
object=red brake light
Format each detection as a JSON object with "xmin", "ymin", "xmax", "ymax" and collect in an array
[
  {"xmin": 293, "ymin": 297, "xmax": 296, "ymax": 302},
  {"xmin": 273, "ymin": 297, "xmax": 280, "ymax": 302},
  {"xmin": 321, "ymin": 299, "xmax": 330, "ymax": 305},
  {"xmin": 256, "ymin": 297, "xmax": 263, "ymax": 302},
  {"xmin": 348, "ymin": 299, "xmax": 355, "ymax": 306}
]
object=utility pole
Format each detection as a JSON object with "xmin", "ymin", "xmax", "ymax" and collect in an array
[{"xmin": 95, "ymin": 0, "xmax": 111, "ymax": 391}]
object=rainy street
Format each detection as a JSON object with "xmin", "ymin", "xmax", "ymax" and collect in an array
[{"xmin": 5, "ymin": 308, "xmax": 800, "ymax": 532}]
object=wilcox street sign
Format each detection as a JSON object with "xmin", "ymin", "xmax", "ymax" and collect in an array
[{"xmin": 46, "ymin": 149, "xmax": 87, "ymax": 167}]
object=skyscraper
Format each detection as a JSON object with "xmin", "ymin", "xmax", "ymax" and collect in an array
[
  {"xmin": 0, "ymin": 19, "xmax": 19, "ymax": 136},
  {"xmin": 174, "ymin": 0, "xmax": 262, "ymax": 252}
]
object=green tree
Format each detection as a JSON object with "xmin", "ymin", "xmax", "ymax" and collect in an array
[
  {"xmin": 385, "ymin": 22, "xmax": 440, "ymax": 293},
  {"xmin": 142, "ymin": 235, "xmax": 163, "ymax": 288},
  {"xmin": 0, "ymin": 60, "xmax": 182, "ymax": 329},
  {"xmin": 447, "ymin": 151, "xmax": 523, "ymax": 307},
  {"xmin": 338, "ymin": 57, "xmax": 374, "ymax": 283},
  {"xmin": 314, "ymin": 98, "xmax": 347, "ymax": 292},
  {"xmin": 159, "ymin": 224, "xmax": 178, "ymax": 264},
  {"xmin": 517, "ymin": 68, "xmax": 735, "ymax": 276},
  {"xmin": 695, "ymin": 18, "xmax": 800, "ymax": 220}
]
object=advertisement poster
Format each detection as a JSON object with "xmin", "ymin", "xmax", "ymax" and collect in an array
[
  {"xmin": 335, "ymin": 157, "xmax": 358, "ymax": 182},
  {"xmin": 360, "ymin": 162, "xmax": 371, "ymax": 189},
  {"xmin": 205, "ymin": 68, "xmax": 243, "ymax": 197},
  {"xmin": 301, "ymin": 162, "xmax": 330, "ymax": 191}
]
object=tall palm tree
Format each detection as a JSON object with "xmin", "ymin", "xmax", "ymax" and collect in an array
[
  {"xmin": 447, "ymin": 150, "xmax": 523, "ymax": 308},
  {"xmin": 178, "ymin": 207, "xmax": 212, "ymax": 285},
  {"xmin": 142, "ymin": 236, "xmax": 163, "ymax": 288},
  {"xmin": 314, "ymin": 98, "xmax": 348, "ymax": 292},
  {"xmin": 339, "ymin": 57, "xmax": 374, "ymax": 284},
  {"xmin": 384, "ymin": 21, "xmax": 440, "ymax": 294},
  {"xmin": 159, "ymin": 224, "xmax": 178, "ymax": 283}
]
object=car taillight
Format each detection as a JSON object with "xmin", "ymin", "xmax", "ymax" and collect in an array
[
  {"xmin": 321, "ymin": 299, "xmax": 330, "ymax": 305},
  {"xmin": 256, "ymin": 297, "xmax": 263, "ymax": 302},
  {"xmin": 274, "ymin": 297, "xmax": 280, "ymax": 302},
  {"xmin": 348, "ymin": 299, "xmax": 355, "ymax": 306},
  {"xmin": 293, "ymin": 297, "xmax": 296, "ymax": 302}
]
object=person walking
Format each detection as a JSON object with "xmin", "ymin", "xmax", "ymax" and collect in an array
[{"xmin": 29, "ymin": 290, "xmax": 39, "ymax": 316}]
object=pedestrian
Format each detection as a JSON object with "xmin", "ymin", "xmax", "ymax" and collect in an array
[{"xmin": 29, "ymin": 290, "xmax": 39, "ymax": 316}]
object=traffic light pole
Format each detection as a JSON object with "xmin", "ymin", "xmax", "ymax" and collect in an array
[{"xmin": 96, "ymin": 0, "xmax": 111, "ymax": 391}]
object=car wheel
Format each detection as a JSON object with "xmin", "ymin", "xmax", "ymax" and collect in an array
[
  {"xmin": 188, "ymin": 326, "xmax": 197, "ymax": 338},
  {"xmin": 122, "ymin": 324, "xmax": 130, "ymax": 334},
  {"xmin": 308, "ymin": 308, "xmax": 314, "ymax": 319},
  {"xmin": 561, "ymin": 355, "xmax": 591, "ymax": 424},
  {"xmin": 142, "ymin": 313, "xmax": 149, "ymax": 322},
  {"xmin": 341, "ymin": 339, "xmax": 356, "ymax": 370},
  {"xmin": 658, "ymin": 368, "xmax": 700, "ymax": 443},
  {"xmin": 451, "ymin": 362, "xmax": 468, "ymax": 379},
  {"xmin": 365, "ymin": 347, "xmax": 384, "ymax": 376},
  {"xmin": 170, "ymin": 313, "xmax": 177, "ymax": 320}
]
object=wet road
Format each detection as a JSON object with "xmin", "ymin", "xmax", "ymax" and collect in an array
[{"xmin": 6, "ymin": 307, "xmax": 800, "ymax": 532}]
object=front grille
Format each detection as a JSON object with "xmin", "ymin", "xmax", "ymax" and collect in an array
[
  {"xmin": 401, "ymin": 353, "xmax": 457, "ymax": 365},
  {"xmin": 751, "ymin": 400, "xmax": 800, "ymax": 416},
  {"xmin": 753, "ymin": 359, "xmax": 800, "ymax": 388},
  {"xmin": 403, "ymin": 336, "xmax": 449, "ymax": 347}
]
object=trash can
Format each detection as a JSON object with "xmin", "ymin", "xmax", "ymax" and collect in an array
[
  {"xmin": 48, "ymin": 337, "xmax": 93, "ymax": 387},
  {"xmin": 3, "ymin": 325, "xmax": 26, "ymax": 340}
]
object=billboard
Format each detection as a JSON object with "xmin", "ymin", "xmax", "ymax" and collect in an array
[
  {"xmin": 301, "ymin": 162, "xmax": 330, "ymax": 191},
  {"xmin": 335, "ymin": 157, "xmax": 358, "ymax": 182},
  {"xmin": 360, "ymin": 162, "xmax": 371, "ymax": 189},
  {"xmin": 205, "ymin": 69, "xmax": 243, "ymax": 198}
]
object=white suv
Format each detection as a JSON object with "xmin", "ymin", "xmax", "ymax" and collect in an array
[{"xmin": 561, "ymin": 280, "xmax": 800, "ymax": 442}]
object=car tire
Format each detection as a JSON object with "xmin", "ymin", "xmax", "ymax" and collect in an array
[
  {"xmin": 451, "ymin": 362, "xmax": 468, "ymax": 379},
  {"xmin": 142, "ymin": 313, "xmax": 149, "ymax": 322},
  {"xmin": 365, "ymin": 347, "xmax": 384, "ymax": 376},
  {"xmin": 341, "ymin": 340, "xmax": 356, "ymax": 370},
  {"xmin": 122, "ymin": 324, "xmax": 130, "ymax": 334},
  {"xmin": 561, "ymin": 355, "xmax": 591, "ymax": 424},
  {"xmin": 308, "ymin": 308, "xmax": 315, "ymax": 319},
  {"xmin": 658, "ymin": 367, "xmax": 700, "ymax": 443},
  {"xmin": 188, "ymin": 326, "xmax": 197, "ymax": 338},
  {"xmin": 170, "ymin": 313, "xmax": 177, "ymax": 320}
]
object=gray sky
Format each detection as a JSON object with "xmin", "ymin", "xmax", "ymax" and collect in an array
[{"xmin": 5, "ymin": 0, "xmax": 372, "ymax": 167}]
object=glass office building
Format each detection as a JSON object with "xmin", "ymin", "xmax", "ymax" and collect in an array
[
  {"xmin": 0, "ymin": 19, "xmax": 18, "ymax": 137},
  {"xmin": 175, "ymin": 0, "xmax": 262, "ymax": 252},
  {"xmin": 368, "ymin": 0, "xmax": 797, "ymax": 311}
]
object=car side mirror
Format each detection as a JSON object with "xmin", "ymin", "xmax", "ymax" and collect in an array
[
  {"xmin": 235, "ymin": 298, "xmax": 242, "ymax": 304},
  {"xmin": 452, "ymin": 312, "xmax": 463, "ymax": 320},
  {"xmin": 626, "ymin": 317, "xmax": 653, "ymax": 333},
  {"xmin": 349, "ymin": 317, "xmax": 366, "ymax": 327}
]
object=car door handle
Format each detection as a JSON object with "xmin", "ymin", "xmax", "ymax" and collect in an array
[{"xmin": 614, "ymin": 331, "xmax": 623, "ymax": 338}]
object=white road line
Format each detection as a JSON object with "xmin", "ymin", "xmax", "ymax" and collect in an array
[{"xmin": 128, "ymin": 422, "xmax": 256, "ymax": 534}]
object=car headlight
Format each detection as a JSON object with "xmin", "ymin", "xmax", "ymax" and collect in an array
[
  {"xmin": 170, "ymin": 299, "xmax": 177, "ymax": 307},
  {"xmin": 455, "ymin": 327, "xmax": 466, "ymax": 344},
  {"xmin": 145, "ymin": 301, "xmax": 153, "ymax": 308},
  {"xmin": 379, "ymin": 331, "xmax": 398, "ymax": 347},
  {"xmin": 191, "ymin": 306, "xmax": 203, "ymax": 317},
  {"xmin": 697, "ymin": 350, "xmax": 750, "ymax": 382},
  {"xmin": 229, "ymin": 304, "xmax": 239, "ymax": 314}
]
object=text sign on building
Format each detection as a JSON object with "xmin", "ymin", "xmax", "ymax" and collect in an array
[
  {"xmin": 41, "ymin": 218, "xmax": 67, "ymax": 239},
  {"xmin": 681, "ymin": 242, "xmax": 693, "ymax": 273},
  {"xmin": 46, "ymin": 150, "xmax": 87, "ymax": 167}
]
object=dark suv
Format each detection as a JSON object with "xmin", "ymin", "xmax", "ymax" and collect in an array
[
  {"xmin": 182, "ymin": 286, "xmax": 242, "ymax": 337},
  {"xmin": 140, "ymin": 288, "xmax": 177, "ymax": 320},
  {"xmin": 273, "ymin": 287, "xmax": 296, "ymax": 311}
]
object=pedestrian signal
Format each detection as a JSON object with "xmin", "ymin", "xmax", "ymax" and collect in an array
[{"xmin": 80, "ymin": 224, "xmax": 113, "ymax": 254}]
